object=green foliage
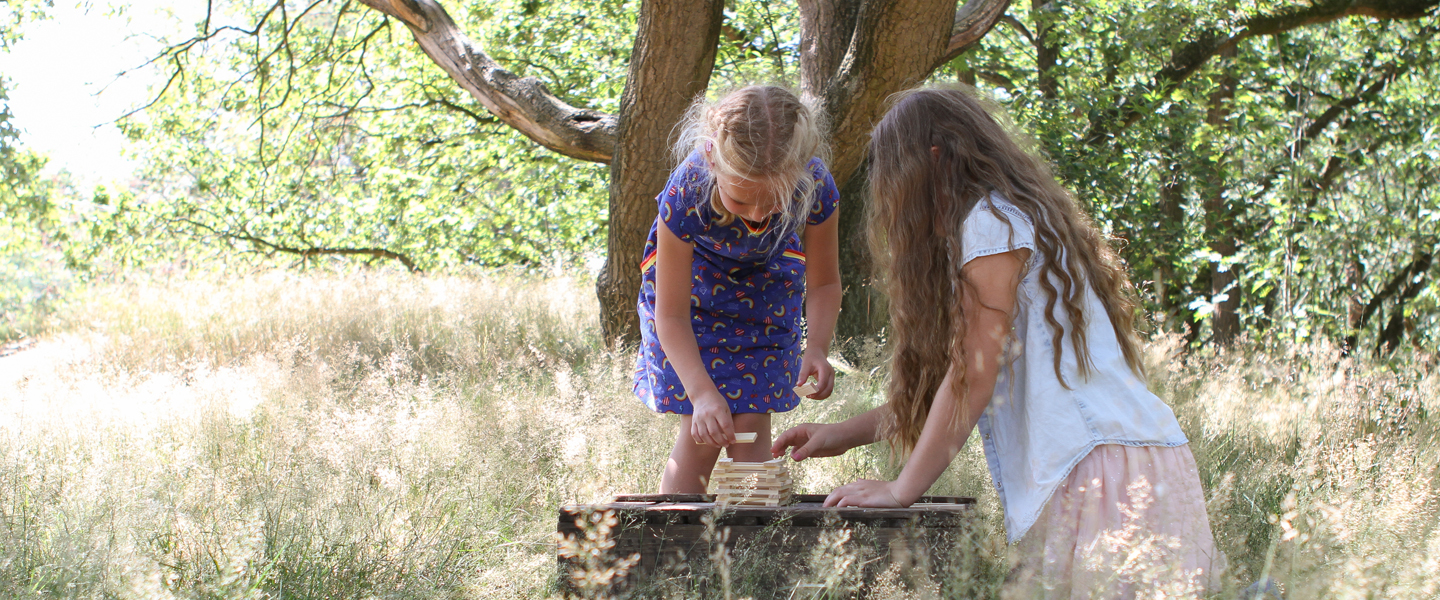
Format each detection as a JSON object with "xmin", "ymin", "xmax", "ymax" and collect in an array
[
  {"xmin": 0, "ymin": 0, "xmax": 59, "ymax": 342},
  {"xmin": 87, "ymin": 0, "xmax": 633, "ymax": 272},
  {"xmin": 0, "ymin": 0, "xmax": 49, "ymax": 50},
  {"xmin": 76, "ymin": 0, "xmax": 809, "ymax": 274},
  {"xmin": 0, "ymin": 223, "xmax": 68, "ymax": 342},
  {"xmin": 54, "ymin": 0, "xmax": 1440, "ymax": 355},
  {"xmin": 947, "ymin": 2, "xmax": 1440, "ymax": 354}
]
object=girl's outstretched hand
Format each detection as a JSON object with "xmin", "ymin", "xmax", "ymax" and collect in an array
[
  {"xmin": 771, "ymin": 422, "xmax": 850, "ymax": 461},
  {"xmin": 823, "ymin": 479, "xmax": 907, "ymax": 508},
  {"xmin": 690, "ymin": 394, "xmax": 735, "ymax": 447},
  {"xmin": 796, "ymin": 349, "xmax": 835, "ymax": 399}
]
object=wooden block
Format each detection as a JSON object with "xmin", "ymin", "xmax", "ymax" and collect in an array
[
  {"xmin": 696, "ymin": 431, "xmax": 759, "ymax": 445},
  {"xmin": 713, "ymin": 480, "xmax": 791, "ymax": 488},
  {"xmin": 711, "ymin": 468, "xmax": 787, "ymax": 476},
  {"xmin": 794, "ymin": 380, "xmax": 819, "ymax": 397},
  {"xmin": 715, "ymin": 458, "xmax": 785, "ymax": 469},
  {"xmin": 711, "ymin": 480, "xmax": 790, "ymax": 489},
  {"xmin": 714, "ymin": 486, "xmax": 794, "ymax": 494},
  {"xmin": 711, "ymin": 477, "xmax": 789, "ymax": 485},
  {"xmin": 714, "ymin": 483, "xmax": 792, "ymax": 492},
  {"xmin": 711, "ymin": 480, "xmax": 790, "ymax": 488},
  {"xmin": 716, "ymin": 497, "xmax": 787, "ymax": 506},
  {"xmin": 717, "ymin": 492, "xmax": 793, "ymax": 507},
  {"xmin": 717, "ymin": 494, "xmax": 783, "ymax": 506}
]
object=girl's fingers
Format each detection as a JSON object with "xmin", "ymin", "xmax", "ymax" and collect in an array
[
  {"xmin": 792, "ymin": 434, "xmax": 826, "ymax": 461},
  {"xmin": 818, "ymin": 368, "xmax": 835, "ymax": 397},
  {"xmin": 704, "ymin": 416, "xmax": 719, "ymax": 446},
  {"xmin": 707, "ymin": 416, "xmax": 732, "ymax": 447},
  {"xmin": 770, "ymin": 427, "xmax": 802, "ymax": 457},
  {"xmin": 697, "ymin": 419, "xmax": 720, "ymax": 447},
  {"xmin": 824, "ymin": 481, "xmax": 854, "ymax": 507}
]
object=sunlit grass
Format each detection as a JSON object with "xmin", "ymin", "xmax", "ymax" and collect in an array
[{"xmin": 0, "ymin": 270, "xmax": 1435, "ymax": 598}]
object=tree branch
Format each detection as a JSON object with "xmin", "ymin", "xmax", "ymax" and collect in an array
[
  {"xmin": 1254, "ymin": 63, "xmax": 1402, "ymax": 198},
  {"xmin": 719, "ymin": 23, "xmax": 788, "ymax": 60},
  {"xmin": 1083, "ymin": 0, "xmax": 1439, "ymax": 146},
  {"xmin": 356, "ymin": 0, "xmax": 617, "ymax": 163},
  {"xmin": 1345, "ymin": 246, "xmax": 1435, "ymax": 351},
  {"xmin": 999, "ymin": 14, "xmax": 1036, "ymax": 46},
  {"xmin": 167, "ymin": 214, "xmax": 422, "ymax": 272},
  {"xmin": 941, "ymin": 0, "xmax": 1013, "ymax": 64},
  {"xmin": 1374, "ymin": 249, "xmax": 1436, "ymax": 355}
]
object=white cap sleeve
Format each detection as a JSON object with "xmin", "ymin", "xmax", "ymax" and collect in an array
[{"xmin": 962, "ymin": 193, "xmax": 1036, "ymax": 266}]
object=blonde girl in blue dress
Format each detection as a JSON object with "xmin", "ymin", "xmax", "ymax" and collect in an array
[
  {"xmin": 773, "ymin": 87, "xmax": 1224, "ymax": 597},
  {"xmin": 634, "ymin": 85, "xmax": 842, "ymax": 493}
]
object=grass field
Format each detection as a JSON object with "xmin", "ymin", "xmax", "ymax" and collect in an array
[{"xmin": 0, "ymin": 270, "xmax": 1436, "ymax": 599}]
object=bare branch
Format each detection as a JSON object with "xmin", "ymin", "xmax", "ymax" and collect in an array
[
  {"xmin": 174, "ymin": 215, "xmax": 422, "ymax": 272},
  {"xmin": 356, "ymin": 0, "xmax": 617, "ymax": 163},
  {"xmin": 999, "ymin": 14, "xmax": 1036, "ymax": 46},
  {"xmin": 1255, "ymin": 63, "xmax": 1404, "ymax": 198},
  {"xmin": 942, "ymin": 0, "xmax": 1013, "ymax": 63}
]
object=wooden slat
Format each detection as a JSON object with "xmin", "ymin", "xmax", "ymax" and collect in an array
[{"xmin": 609, "ymin": 493, "xmax": 712, "ymax": 503}]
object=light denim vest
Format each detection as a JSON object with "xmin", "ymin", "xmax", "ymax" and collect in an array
[{"xmin": 964, "ymin": 194, "xmax": 1189, "ymax": 543}]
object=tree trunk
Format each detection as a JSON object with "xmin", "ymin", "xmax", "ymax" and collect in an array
[
  {"xmin": 1204, "ymin": 46, "xmax": 1241, "ymax": 346},
  {"xmin": 833, "ymin": 165, "xmax": 890, "ymax": 342},
  {"xmin": 1032, "ymin": 0, "xmax": 1060, "ymax": 99},
  {"xmin": 360, "ymin": 0, "xmax": 1012, "ymax": 345},
  {"xmin": 596, "ymin": 0, "xmax": 726, "ymax": 345},
  {"xmin": 1344, "ymin": 251, "xmax": 1364, "ymax": 351},
  {"xmin": 800, "ymin": 0, "xmax": 1010, "ymax": 343},
  {"xmin": 1154, "ymin": 109, "xmax": 1188, "ymax": 329}
]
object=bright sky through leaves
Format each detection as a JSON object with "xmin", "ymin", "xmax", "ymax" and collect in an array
[{"xmin": 0, "ymin": 1, "xmax": 201, "ymax": 187}]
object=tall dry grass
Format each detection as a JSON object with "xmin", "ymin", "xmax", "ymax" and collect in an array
[{"xmin": 0, "ymin": 270, "xmax": 1434, "ymax": 599}]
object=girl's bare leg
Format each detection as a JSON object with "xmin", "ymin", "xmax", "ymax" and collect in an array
[
  {"xmin": 727, "ymin": 413, "xmax": 773, "ymax": 462},
  {"xmin": 661, "ymin": 415, "xmax": 723, "ymax": 493},
  {"xmin": 660, "ymin": 413, "xmax": 775, "ymax": 493}
]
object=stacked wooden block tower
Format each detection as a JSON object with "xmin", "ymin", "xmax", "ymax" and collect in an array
[{"xmin": 708, "ymin": 457, "xmax": 793, "ymax": 506}]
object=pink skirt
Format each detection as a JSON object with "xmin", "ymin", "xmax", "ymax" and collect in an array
[{"xmin": 1007, "ymin": 444, "xmax": 1226, "ymax": 599}]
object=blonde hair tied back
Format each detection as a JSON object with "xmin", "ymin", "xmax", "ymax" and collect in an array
[{"xmin": 673, "ymin": 85, "xmax": 830, "ymax": 249}]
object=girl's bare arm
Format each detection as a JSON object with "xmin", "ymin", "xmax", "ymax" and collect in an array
[
  {"xmin": 799, "ymin": 215, "xmax": 842, "ymax": 397},
  {"xmin": 824, "ymin": 249, "xmax": 1029, "ymax": 507},
  {"xmin": 653, "ymin": 220, "xmax": 734, "ymax": 446}
]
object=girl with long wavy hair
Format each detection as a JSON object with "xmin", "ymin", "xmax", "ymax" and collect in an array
[{"xmin": 772, "ymin": 86, "xmax": 1225, "ymax": 596}]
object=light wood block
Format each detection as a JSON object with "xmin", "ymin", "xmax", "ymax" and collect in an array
[
  {"xmin": 710, "ymin": 457, "xmax": 795, "ymax": 506},
  {"xmin": 794, "ymin": 380, "xmax": 819, "ymax": 397},
  {"xmin": 693, "ymin": 432, "xmax": 758, "ymax": 445},
  {"xmin": 716, "ymin": 458, "xmax": 785, "ymax": 469}
]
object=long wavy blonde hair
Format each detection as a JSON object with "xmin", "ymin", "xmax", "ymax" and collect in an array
[
  {"xmin": 673, "ymin": 85, "xmax": 829, "ymax": 251},
  {"xmin": 867, "ymin": 86, "xmax": 1144, "ymax": 455}
]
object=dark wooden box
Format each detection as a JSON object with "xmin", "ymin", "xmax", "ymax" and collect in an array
[{"xmin": 556, "ymin": 493, "xmax": 976, "ymax": 596}]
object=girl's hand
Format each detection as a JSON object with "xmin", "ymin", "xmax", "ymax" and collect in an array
[
  {"xmin": 690, "ymin": 393, "xmax": 735, "ymax": 447},
  {"xmin": 823, "ymin": 479, "xmax": 909, "ymax": 508},
  {"xmin": 796, "ymin": 349, "xmax": 835, "ymax": 399},
  {"xmin": 771, "ymin": 422, "xmax": 850, "ymax": 461}
]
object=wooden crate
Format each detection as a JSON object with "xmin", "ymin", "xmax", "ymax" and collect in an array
[{"xmin": 556, "ymin": 493, "xmax": 976, "ymax": 596}]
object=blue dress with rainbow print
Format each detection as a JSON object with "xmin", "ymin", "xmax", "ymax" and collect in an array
[{"xmin": 633, "ymin": 152, "xmax": 840, "ymax": 415}]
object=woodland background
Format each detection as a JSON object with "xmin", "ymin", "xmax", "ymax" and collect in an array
[
  {"xmin": 0, "ymin": 0, "xmax": 1438, "ymax": 598},
  {"xmin": 1, "ymin": 0, "xmax": 1438, "ymax": 355}
]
